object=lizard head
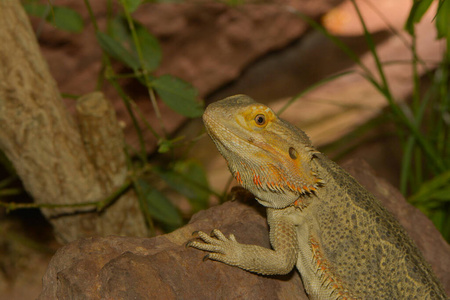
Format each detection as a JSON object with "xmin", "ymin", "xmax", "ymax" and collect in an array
[{"xmin": 203, "ymin": 95, "xmax": 323, "ymax": 209}]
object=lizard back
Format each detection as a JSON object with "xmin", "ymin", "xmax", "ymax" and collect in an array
[{"xmin": 304, "ymin": 154, "xmax": 446, "ymax": 299}]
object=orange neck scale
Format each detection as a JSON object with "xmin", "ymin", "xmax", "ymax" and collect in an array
[{"xmin": 203, "ymin": 94, "xmax": 324, "ymax": 208}]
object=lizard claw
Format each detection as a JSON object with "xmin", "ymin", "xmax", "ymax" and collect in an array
[
  {"xmin": 185, "ymin": 231, "xmax": 202, "ymax": 248},
  {"xmin": 202, "ymin": 254, "xmax": 211, "ymax": 262},
  {"xmin": 185, "ymin": 239, "xmax": 196, "ymax": 248}
]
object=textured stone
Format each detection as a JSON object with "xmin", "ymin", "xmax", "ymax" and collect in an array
[{"xmin": 39, "ymin": 159, "xmax": 450, "ymax": 299}]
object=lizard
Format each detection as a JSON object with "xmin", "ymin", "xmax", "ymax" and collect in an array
[{"xmin": 188, "ymin": 95, "xmax": 447, "ymax": 299}]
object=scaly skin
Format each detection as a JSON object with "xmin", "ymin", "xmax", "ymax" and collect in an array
[{"xmin": 188, "ymin": 95, "xmax": 447, "ymax": 299}]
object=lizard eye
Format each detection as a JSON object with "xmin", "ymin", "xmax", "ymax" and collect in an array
[{"xmin": 254, "ymin": 114, "xmax": 266, "ymax": 126}]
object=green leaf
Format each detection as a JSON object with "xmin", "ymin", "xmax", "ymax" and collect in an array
[
  {"xmin": 404, "ymin": 0, "xmax": 434, "ymax": 35},
  {"xmin": 122, "ymin": 0, "xmax": 142, "ymax": 13},
  {"xmin": 152, "ymin": 75, "xmax": 203, "ymax": 118},
  {"xmin": 109, "ymin": 17, "xmax": 162, "ymax": 72},
  {"xmin": 51, "ymin": 6, "xmax": 84, "ymax": 33},
  {"xmin": 134, "ymin": 23, "xmax": 162, "ymax": 72},
  {"xmin": 157, "ymin": 139, "xmax": 172, "ymax": 153},
  {"xmin": 154, "ymin": 160, "xmax": 210, "ymax": 212},
  {"xmin": 436, "ymin": 0, "xmax": 450, "ymax": 39},
  {"xmin": 23, "ymin": 3, "xmax": 48, "ymax": 17},
  {"xmin": 109, "ymin": 16, "xmax": 130, "ymax": 43},
  {"xmin": 96, "ymin": 32, "xmax": 140, "ymax": 70},
  {"xmin": 135, "ymin": 179, "xmax": 182, "ymax": 230},
  {"xmin": 23, "ymin": 4, "xmax": 84, "ymax": 33},
  {"xmin": 157, "ymin": 136, "xmax": 184, "ymax": 153}
]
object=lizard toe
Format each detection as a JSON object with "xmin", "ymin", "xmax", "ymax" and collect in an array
[{"xmin": 211, "ymin": 229, "xmax": 228, "ymax": 241}]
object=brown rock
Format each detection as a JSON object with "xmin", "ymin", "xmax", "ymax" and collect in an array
[
  {"xmin": 30, "ymin": 1, "xmax": 342, "ymax": 152},
  {"xmin": 39, "ymin": 159, "xmax": 450, "ymax": 299},
  {"xmin": 33, "ymin": 1, "xmax": 342, "ymax": 97}
]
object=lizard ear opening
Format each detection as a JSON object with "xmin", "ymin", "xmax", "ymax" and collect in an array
[{"xmin": 289, "ymin": 147, "xmax": 298, "ymax": 160}]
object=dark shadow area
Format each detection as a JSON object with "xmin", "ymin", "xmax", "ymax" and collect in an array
[{"xmin": 207, "ymin": 30, "xmax": 391, "ymax": 103}]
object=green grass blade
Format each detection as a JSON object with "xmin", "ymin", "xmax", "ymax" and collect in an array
[
  {"xmin": 404, "ymin": 0, "xmax": 434, "ymax": 35},
  {"xmin": 408, "ymin": 169, "xmax": 450, "ymax": 204},
  {"xmin": 287, "ymin": 8, "xmax": 374, "ymax": 78},
  {"xmin": 277, "ymin": 70, "xmax": 355, "ymax": 115}
]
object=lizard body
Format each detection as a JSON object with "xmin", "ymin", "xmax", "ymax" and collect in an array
[{"xmin": 188, "ymin": 95, "xmax": 447, "ymax": 299}]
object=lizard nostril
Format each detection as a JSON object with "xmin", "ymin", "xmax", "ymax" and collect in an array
[{"xmin": 289, "ymin": 147, "xmax": 298, "ymax": 160}]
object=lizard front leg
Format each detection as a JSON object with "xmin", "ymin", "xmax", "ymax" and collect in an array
[{"xmin": 188, "ymin": 209, "xmax": 299, "ymax": 275}]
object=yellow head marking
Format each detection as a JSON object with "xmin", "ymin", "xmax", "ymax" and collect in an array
[{"xmin": 235, "ymin": 104, "xmax": 276, "ymax": 131}]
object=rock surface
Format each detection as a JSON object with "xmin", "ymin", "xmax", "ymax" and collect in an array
[{"xmin": 39, "ymin": 159, "xmax": 450, "ymax": 299}]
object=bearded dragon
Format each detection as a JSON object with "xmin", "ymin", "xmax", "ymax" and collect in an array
[{"xmin": 188, "ymin": 95, "xmax": 447, "ymax": 299}]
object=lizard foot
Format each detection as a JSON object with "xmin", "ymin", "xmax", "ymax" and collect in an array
[{"xmin": 187, "ymin": 229, "xmax": 243, "ymax": 266}]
